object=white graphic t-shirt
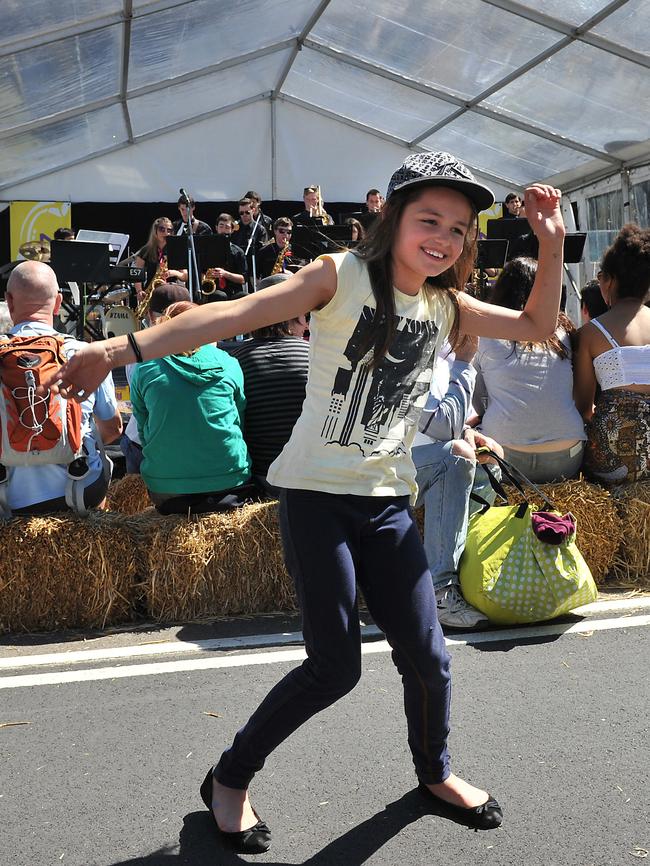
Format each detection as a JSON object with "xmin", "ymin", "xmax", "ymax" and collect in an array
[{"xmin": 267, "ymin": 252, "xmax": 456, "ymax": 501}]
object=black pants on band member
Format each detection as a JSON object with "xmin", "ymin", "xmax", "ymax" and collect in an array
[{"xmin": 215, "ymin": 488, "xmax": 452, "ymax": 789}]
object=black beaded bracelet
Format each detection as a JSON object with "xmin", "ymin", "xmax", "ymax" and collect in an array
[{"xmin": 127, "ymin": 331, "xmax": 143, "ymax": 363}]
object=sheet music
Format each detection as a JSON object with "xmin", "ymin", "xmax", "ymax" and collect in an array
[{"xmin": 75, "ymin": 230, "xmax": 129, "ymax": 265}]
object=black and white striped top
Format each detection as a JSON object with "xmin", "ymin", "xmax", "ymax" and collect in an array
[{"xmin": 228, "ymin": 337, "xmax": 310, "ymax": 476}]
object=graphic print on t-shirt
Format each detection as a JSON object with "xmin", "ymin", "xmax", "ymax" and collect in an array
[{"xmin": 321, "ymin": 305, "xmax": 439, "ymax": 456}]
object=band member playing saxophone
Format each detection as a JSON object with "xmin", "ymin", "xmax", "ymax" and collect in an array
[
  {"xmin": 201, "ymin": 213, "xmax": 248, "ymax": 302},
  {"xmin": 255, "ymin": 218, "xmax": 294, "ymax": 280},
  {"xmin": 133, "ymin": 217, "xmax": 188, "ymax": 303}
]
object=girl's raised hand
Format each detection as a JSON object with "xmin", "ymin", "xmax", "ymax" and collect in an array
[{"xmin": 525, "ymin": 184, "xmax": 565, "ymax": 244}]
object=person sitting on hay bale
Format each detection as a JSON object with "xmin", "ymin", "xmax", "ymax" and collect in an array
[
  {"xmin": 1, "ymin": 261, "xmax": 122, "ymax": 515},
  {"xmin": 574, "ymin": 224, "xmax": 650, "ymax": 484},
  {"xmin": 473, "ymin": 257, "xmax": 586, "ymax": 483},
  {"xmin": 412, "ymin": 336, "xmax": 503, "ymax": 629},
  {"xmin": 227, "ymin": 274, "xmax": 310, "ymax": 496},
  {"xmin": 120, "ymin": 282, "xmax": 191, "ymax": 475},
  {"xmin": 129, "ymin": 300, "xmax": 259, "ymax": 514}
]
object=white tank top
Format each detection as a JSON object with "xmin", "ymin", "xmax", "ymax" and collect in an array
[{"xmin": 591, "ymin": 318, "xmax": 650, "ymax": 390}]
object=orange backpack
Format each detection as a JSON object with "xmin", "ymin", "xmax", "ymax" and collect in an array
[{"xmin": 0, "ymin": 334, "xmax": 83, "ymax": 467}]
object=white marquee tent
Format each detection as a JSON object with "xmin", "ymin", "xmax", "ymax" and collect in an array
[{"xmin": 1, "ymin": 0, "xmax": 649, "ymax": 211}]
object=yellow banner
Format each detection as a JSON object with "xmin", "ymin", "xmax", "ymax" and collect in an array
[
  {"xmin": 479, "ymin": 202, "xmax": 504, "ymax": 239},
  {"xmin": 10, "ymin": 201, "xmax": 71, "ymax": 260}
]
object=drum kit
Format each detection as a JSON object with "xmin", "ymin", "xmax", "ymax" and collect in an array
[{"xmin": 12, "ymin": 239, "xmax": 142, "ymax": 341}]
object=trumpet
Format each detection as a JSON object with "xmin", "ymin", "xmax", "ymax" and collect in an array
[{"xmin": 309, "ymin": 185, "xmax": 333, "ymax": 225}]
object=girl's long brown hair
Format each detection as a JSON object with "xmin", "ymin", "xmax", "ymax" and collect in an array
[
  {"xmin": 141, "ymin": 217, "xmax": 172, "ymax": 263},
  {"xmin": 353, "ymin": 185, "xmax": 478, "ymax": 368},
  {"xmin": 489, "ymin": 256, "xmax": 573, "ymax": 357}
]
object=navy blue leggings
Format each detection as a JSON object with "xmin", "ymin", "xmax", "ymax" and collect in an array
[{"xmin": 215, "ymin": 489, "xmax": 452, "ymax": 788}]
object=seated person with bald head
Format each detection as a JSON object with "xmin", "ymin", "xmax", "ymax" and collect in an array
[{"xmin": 2, "ymin": 262, "xmax": 122, "ymax": 515}]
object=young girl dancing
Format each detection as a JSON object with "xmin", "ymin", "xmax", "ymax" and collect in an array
[{"xmin": 50, "ymin": 152, "xmax": 565, "ymax": 854}]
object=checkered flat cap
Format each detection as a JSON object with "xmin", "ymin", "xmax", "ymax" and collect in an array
[{"xmin": 386, "ymin": 152, "xmax": 494, "ymax": 212}]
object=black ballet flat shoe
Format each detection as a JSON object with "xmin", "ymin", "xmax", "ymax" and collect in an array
[
  {"xmin": 200, "ymin": 767, "xmax": 272, "ymax": 854},
  {"xmin": 417, "ymin": 782, "xmax": 503, "ymax": 830}
]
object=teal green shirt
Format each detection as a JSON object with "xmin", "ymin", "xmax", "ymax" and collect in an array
[{"xmin": 130, "ymin": 345, "xmax": 251, "ymax": 494}]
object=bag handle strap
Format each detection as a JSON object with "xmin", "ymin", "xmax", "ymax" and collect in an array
[{"xmin": 475, "ymin": 447, "xmax": 557, "ymax": 512}]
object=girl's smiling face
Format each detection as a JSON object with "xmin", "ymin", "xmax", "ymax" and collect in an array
[{"xmin": 391, "ymin": 186, "xmax": 474, "ymax": 295}]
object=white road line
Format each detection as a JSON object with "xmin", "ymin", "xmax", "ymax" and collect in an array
[
  {"xmin": 1, "ymin": 596, "xmax": 648, "ymax": 672},
  {"xmin": 0, "ymin": 613, "xmax": 648, "ymax": 690}
]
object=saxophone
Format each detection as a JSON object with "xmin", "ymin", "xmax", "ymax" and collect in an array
[
  {"xmin": 270, "ymin": 239, "xmax": 291, "ymax": 276},
  {"xmin": 201, "ymin": 268, "xmax": 224, "ymax": 296},
  {"xmin": 136, "ymin": 254, "xmax": 168, "ymax": 319}
]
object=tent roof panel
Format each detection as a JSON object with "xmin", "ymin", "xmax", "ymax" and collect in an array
[
  {"xmin": 313, "ymin": 0, "xmax": 559, "ymax": 100},
  {"xmin": 0, "ymin": 26, "xmax": 122, "ymax": 133},
  {"xmin": 2, "ymin": 103, "xmax": 128, "ymax": 187},
  {"xmin": 421, "ymin": 111, "xmax": 604, "ymax": 184},
  {"xmin": 128, "ymin": 0, "xmax": 319, "ymax": 90},
  {"xmin": 283, "ymin": 47, "xmax": 457, "ymax": 141},
  {"xmin": 0, "ymin": 0, "xmax": 122, "ymax": 46},
  {"xmin": 590, "ymin": 0, "xmax": 650, "ymax": 55},
  {"xmin": 128, "ymin": 50, "xmax": 290, "ymax": 137},
  {"xmin": 484, "ymin": 40, "xmax": 650, "ymax": 154}
]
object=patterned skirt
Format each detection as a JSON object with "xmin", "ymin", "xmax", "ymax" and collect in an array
[{"xmin": 584, "ymin": 389, "xmax": 650, "ymax": 484}]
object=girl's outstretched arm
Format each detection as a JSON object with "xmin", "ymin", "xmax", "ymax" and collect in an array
[
  {"xmin": 459, "ymin": 184, "xmax": 566, "ymax": 341},
  {"xmin": 45, "ymin": 257, "xmax": 337, "ymax": 401}
]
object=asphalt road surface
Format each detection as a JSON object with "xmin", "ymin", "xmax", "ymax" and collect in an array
[{"xmin": 1, "ymin": 597, "xmax": 649, "ymax": 866}]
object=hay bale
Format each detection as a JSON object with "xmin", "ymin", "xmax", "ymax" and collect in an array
[
  {"xmin": 0, "ymin": 512, "xmax": 146, "ymax": 634},
  {"xmin": 609, "ymin": 482, "xmax": 650, "ymax": 588},
  {"xmin": 503, "ymin": 478, "xmax": 622, "ymax": 585},
  {"xmin": 106, "ymin": 474, "xmax": 150, "ymax": 515},
  {"xmin": 140, "ymin": 501, "xmax": 296, "ymax": 622}
]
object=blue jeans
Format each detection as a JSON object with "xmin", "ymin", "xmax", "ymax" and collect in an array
[
  {"xmin": 215, "ymin": 489, "xmax": 451, "ymax": 788},
  {"xmin": 119, "ymin": 434, "xmax": 143, "ymax": 475},
  {"xmin": 413, "ymin": 441, "xmax": 497, "ymax": 592},
  {"xmin": 502, "ymin": 442, "xmax": 584, "ymax": 484}
]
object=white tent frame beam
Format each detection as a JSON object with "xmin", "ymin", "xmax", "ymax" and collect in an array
[
  {"xmin": 272, "ymin": 0, "xmax": 333, "ymax": 98},
  {"xmin": 120, "ymin": 0, "xmax": 135, "ymax": 144}
]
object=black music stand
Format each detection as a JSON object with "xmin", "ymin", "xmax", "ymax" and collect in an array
[
  {"xmin": 50, "ymin": 240, "xmax": 110, "ymax": 284},
  {"xmin": 167, "ymin": 235, "xmax": 231, "ymax": 274},
  {"xmin": 292, "ymin": 225, "xmax": 352, "ymax": 261},
  {"xmin": 486, "ymin": 217, "xmax": 531, "ymax": 242},
  {"xmin": 358, "ymin": 211, "xmax": 380, "ymax": 232},
  {"xmin": 476, "ymin": 239, "xmax": 509, "ymax": 271},
  {"xmin": 505, "ymin": 232, "xmax": 587, "ymax": 263},
  {"xmin": 50, "ymin": 241, "xmax": 111, "ymax": 341}
]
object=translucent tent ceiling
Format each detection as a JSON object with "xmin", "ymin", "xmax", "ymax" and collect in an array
[{"xmin": 1, "ymin": 0, "xmax": 650, "ymax": 200}]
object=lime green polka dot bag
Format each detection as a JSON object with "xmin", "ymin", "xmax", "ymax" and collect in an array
[{"xmin": 459, "ymin": 453, "xmax": 597, "ymax": 626}]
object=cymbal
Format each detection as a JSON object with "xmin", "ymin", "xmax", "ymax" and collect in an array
[{"xmin": 19, "ymin": 239, "xmax": 51, "ymax": 261}]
